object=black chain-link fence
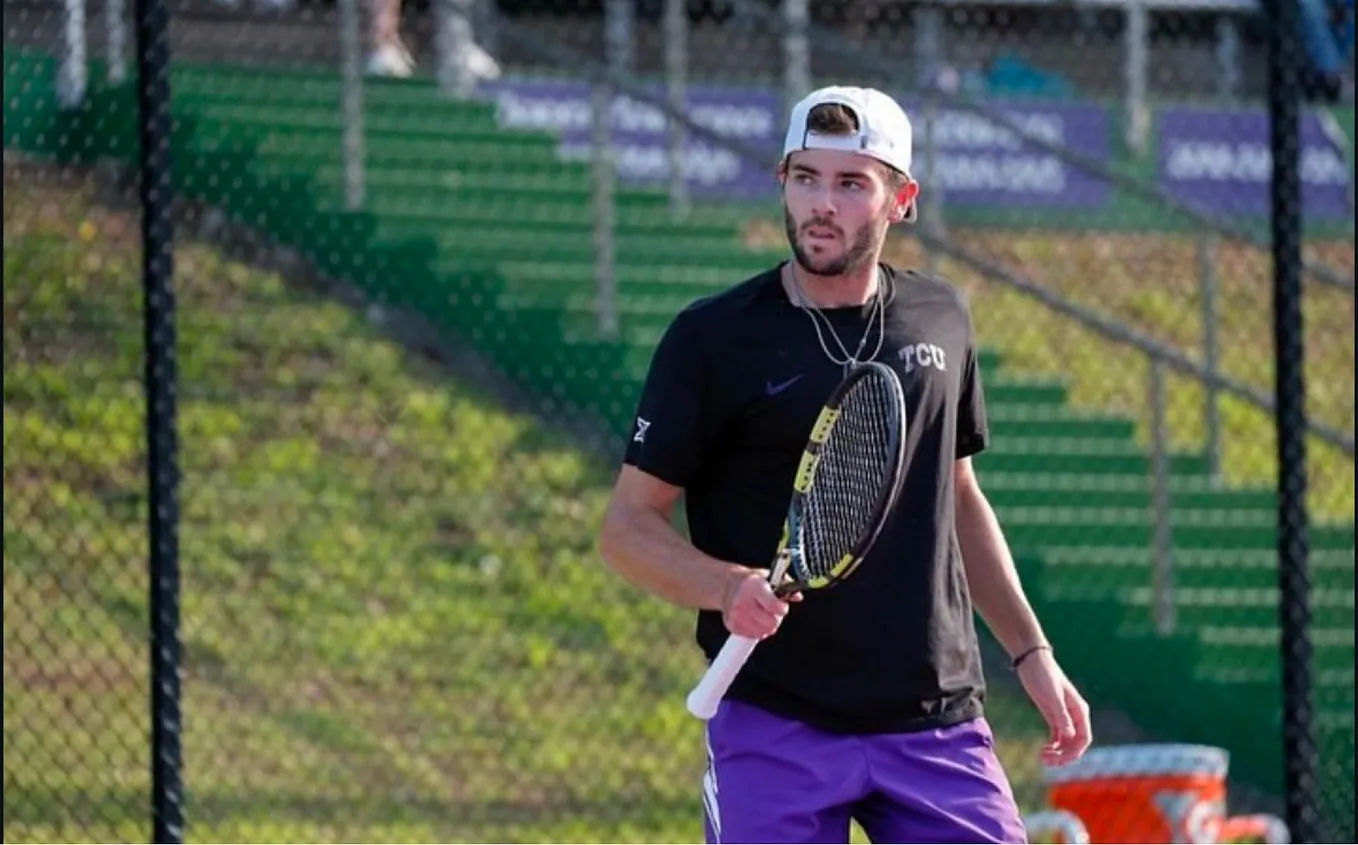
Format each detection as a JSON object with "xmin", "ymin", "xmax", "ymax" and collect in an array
[{"xmin": 4, "ymin": 0, "xmax": 1353, "ymax": 842}]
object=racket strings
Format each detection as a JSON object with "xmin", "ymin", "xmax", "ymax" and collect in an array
[{"xmin": 798, "ymin": 374, "xmax": 901, "ymax": 581}]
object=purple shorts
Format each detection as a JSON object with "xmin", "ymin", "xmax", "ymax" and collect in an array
[{"xmin": 700, "ymin": 700, "xmax": 1029, "ymax": 844}]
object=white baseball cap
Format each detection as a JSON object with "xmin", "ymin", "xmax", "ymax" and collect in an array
[{"xmin": 782, "ymin": 85, "xmax": 917, "ymax": 222}]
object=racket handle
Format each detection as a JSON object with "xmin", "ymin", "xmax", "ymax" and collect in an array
[{"xmin": 685, "ymin": 634, "xmax": 760, "ymax": 720}]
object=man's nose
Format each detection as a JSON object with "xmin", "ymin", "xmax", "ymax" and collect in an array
[{"xmin": 809, "ymin": 185, "xmax": 837, "ymax": 218}]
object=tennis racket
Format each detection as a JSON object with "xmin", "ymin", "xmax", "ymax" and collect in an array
[{"xmin": 685, "ymin": 360, "xmax": 909, "ymax": 720}]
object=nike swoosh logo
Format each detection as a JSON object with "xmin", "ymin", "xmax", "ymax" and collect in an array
[{"xmin": 765, "ymin": 374, "xmax": 804, "ymax": 396}]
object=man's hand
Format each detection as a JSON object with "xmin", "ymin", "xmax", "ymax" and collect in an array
[
  {"xmin": 1016, "ymin": 647, "xmax": 1093, "ymax": 767},
  {"xmin": 721, "ymin": 569, "xmax": 801, "ymax": 639}
]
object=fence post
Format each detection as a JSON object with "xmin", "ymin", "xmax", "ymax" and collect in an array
[
  {"xmin": 591, "ymin": 85, "xmax": 617, "ymax": 339},
  {"xmin": 1214, "ymin": 14, "xmax": 1241, "ymax": 100},
  {"xmin": 107, "ymin": 0, "xmax": 128, "ymax": 85},
  {"xmin": 1198, "ymin": 234, "xmax": 1221, "ymax": 483},
  {"xmin": 1265, "ymin": 0, "xmax": 1318, "ymax": 838},
  {"xmin": 916, "ymin": 5, "xmax": 945, "ymax": 275},
  {"xmin": 133, "ymin": 0, "xmax": 184, "ymax": 836},
  {"xmin": 664, "ymin": 0, "xmax": 689, "ymax": 220},
  {"xmin": 339, "ymin": 0, "xmax": 366, "ymax": 210},
  {"xmin": 1148, "ymin": 358, "xmax": 1175, "ymax": 636},
  {"xmin": 782, "ymin": 0, "xmax": 809, "ymax": 120},
  {"xmin": 605, "ymin": 0, "xmax": 633, "ymax": 77},
  {"xmin": 591, "ymin": 0, "xmax": 631, "ymax": 339},
  {"xmin": 59, "ymin": 0, "xmax": 87, "ymax": 109},
  {"xmin": 1123, "ymin": 0, "xmax": 1150, "ymax": 154}
]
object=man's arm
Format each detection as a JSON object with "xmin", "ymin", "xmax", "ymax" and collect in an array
[
  {"xmin": 599, "ymin": 465, "xmax": 745, "ymax": 610},
  {"xmin": 955, "ymin": 455, "xmax": 1093, "ymax": 765},
  {"xmin": 598, "ymin": 465, "xmax": 792, "ymax": 639},
  {"xmin": 953, "ymin": 456, "xmax": 1047, "ymax": 659}
]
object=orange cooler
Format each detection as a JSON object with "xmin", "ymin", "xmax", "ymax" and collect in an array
[{"xmin": 1043, "ymin": 744, "xmax": 1235, "ymax": 844}]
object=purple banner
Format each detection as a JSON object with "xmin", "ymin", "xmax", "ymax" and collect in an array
[
  {"xmin": 896, "ymin": 97, "xmax": 1113, "ymax": 209},
  {"xmin": 1157, "ymin": 108, "xmax": 1353, "ymax": 219},
  {"xmin": 478, "ymin": 78, "xmax": 1114, "ymax": 208},
  {"xmin": 478, "ymin": 78, "xmax": 783, "ymax": 199}
]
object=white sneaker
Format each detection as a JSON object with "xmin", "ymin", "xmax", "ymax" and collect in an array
[
  {"xmin": 464, "ymin": 41, "xmax": 501, "ymax": 81},
  {"xmin": 366, "ymin": 42, "xmax": 415, "ymax": 78}
]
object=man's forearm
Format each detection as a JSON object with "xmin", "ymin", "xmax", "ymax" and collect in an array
[
  {"xmin": 599, "ymin": 502, "xmax": 749, "ymax": 611},
  {"xmin": 956, "ymin": 482, "xmax": 1048, "ymax": 659}
]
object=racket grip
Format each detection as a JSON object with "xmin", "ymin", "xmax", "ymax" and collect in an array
[{"xmin": 685, "ymin": 634, "xmax": 760, "ymax": 720}]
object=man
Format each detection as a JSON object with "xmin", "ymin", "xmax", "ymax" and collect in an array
[{"xmin": 597, "ymin": 85, "xmax": 1092, "ymax": 844}]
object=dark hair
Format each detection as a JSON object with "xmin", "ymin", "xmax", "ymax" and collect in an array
[
  {"xmin": 804, "ymin": 103, "xmax": 909, "ymax": 189},
  {"xmin": 806, "ymin": 102, "xmax": 860, "ymax": 135}
]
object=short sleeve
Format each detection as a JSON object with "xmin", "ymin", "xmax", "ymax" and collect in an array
[
  {"xmin": 622, "ymin": 308, "xmax": 714, "ymax": 487},
  {"xmin": 956, "ymin": 341, "xmax": 990, "ymax": 460}
]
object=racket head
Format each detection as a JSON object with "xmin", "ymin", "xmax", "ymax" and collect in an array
[{"xmin": 774, "ymin": 360, "xmax": 908, "ymax": 595}]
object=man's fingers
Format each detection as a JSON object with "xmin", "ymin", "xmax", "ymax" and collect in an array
[
  {"xmin": 1065, "ymin": 687, "xmax": 1094, "ymax": 756},
  {"xmin": 1044, "ymin": 704, "xmax": 1073, "ymax": 740},
  {"xmin": 1041, "ymin": 689, "xmax": 1093, "ymax": 766},
  {"xmin": 751, "ymin": 582, "xmax": 791, "ymax": 614},
  {"xmin": 1041, "ymin": 698, "xmax": 1076, "ymax": 746},
  {"xmin": 725, "ymin": 574, "xmax": 803, "ymax": 639}
]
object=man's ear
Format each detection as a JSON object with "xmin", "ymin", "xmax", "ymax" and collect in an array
[{"xmin": 890, "ymin": 180, "xmax": 920, "ymax": 223}]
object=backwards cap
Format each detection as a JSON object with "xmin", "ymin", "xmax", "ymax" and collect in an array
[{"xmin": 782, "ymin": 85, "xmax": 917, "ymax": 222}]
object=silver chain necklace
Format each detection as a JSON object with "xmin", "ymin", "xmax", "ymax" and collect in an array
[{"xmin": 787, "ymin": 265, "xmax": 888, "ymax": 375}]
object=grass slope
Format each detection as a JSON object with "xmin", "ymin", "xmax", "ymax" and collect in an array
[
  {"xmin": 2, "ymin": 165, "xmax": 1052, "ymax": 843},
  {"xmin": 945, "ymin": 233, "xmax": 1355, "ymax": 523}
]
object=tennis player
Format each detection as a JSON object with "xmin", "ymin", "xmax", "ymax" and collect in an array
[{"xmin": 597, "ymin": 85, "xmax": 1093, "ymax": 844}]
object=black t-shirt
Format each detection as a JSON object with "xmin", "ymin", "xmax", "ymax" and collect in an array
[{"xmin": 621, "ymin": 262, "xmax": 991, "ymax": 735}]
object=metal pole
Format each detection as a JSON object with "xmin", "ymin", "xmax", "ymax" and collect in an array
[
  {"xmin": 606, "ymin": 0, "xmax": 634, "ymax": 76},
  {"xmin": 591, "ymin": 87, "xmax": 617, "ymax": 338},
  {"xmin": 782, "ymin": 0, "xmax": 809, "ymax": 120},
  {"xmin": 1198, "ymin": 235, "xmax": 1222, "ymax": 483},
  {"xmin": 917, "ymin": 6, "xmax": 945, "ymax": 274},
  {"xmin": 133, "ymin": 0, "xmax": 183, "ymax": 835},
  {"xmin": 1124, "ymin": 0, "xmax": 1150, "ymax": 154},
  {"xmin": 1266, "ymin": 0, "xmax": 1317, "ymax": 838},
  {"xmin": 1149, "ymin": 358, "xmax": 1175, "ymax": 636},
  {"xmin": 339, "ymin": 0, "xmax": 366, "ymax": 210},
  {"xmin": 107, "ymin": 0, "xmax": 128, "ymax": 85},
  {"xmin": 1215, "ymin": 15, "xmax": 1241, "ymax": 101},
  {"xmin": 593, "ymin": 0, "xmax": 630, "ymax": 339},
  {"xmin": 59, "ymin": 0, "xmax": 87, "ymax": 110},
  {"xmin": 664, "ymin": 0, "xmax": 690, "ymax": 219},
  {"xmin": 915, "ymin": 8, "xmax": 942, "ymax": 94}
]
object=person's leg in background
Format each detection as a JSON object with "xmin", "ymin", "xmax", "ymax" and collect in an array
[
  {"xmin": 366, "ymin": 0, "xmax": 502, "ymax": 82},
  {"xmin": 1295, "ymin": 0, "xmax": 1354, "ymax": 101},
  {"xmin": 367, "ymin": 0, "xmax": 414, "ymax": 77}
]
